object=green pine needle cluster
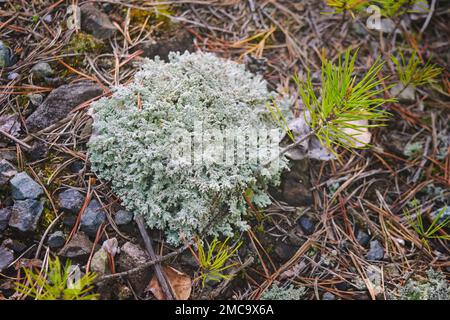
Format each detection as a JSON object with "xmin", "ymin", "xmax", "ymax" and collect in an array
[
  {"xmin": 16, "ymin": 256, "xmax": 98, "ymax": 300},
  {"xmin": 372, "ymin": 0, "xmax": 428, "ymax": 17},
  {"xmin": 294, "ymin": 49, "xmax": 392, "ymax": 154},
  {"xmin": 391, "ymin": 50, "xmax": 442, "ymax": 88},
  {"xmin": 324, "ymin": 0, "xmax": 367, "ymax": 15},
  {"xmin": 195, "ymin": 237, "xmax": 241, "ymax": 287},
  {"xmin": 404, "ymin": 200, "xmax": 450, "ymax": 250}
]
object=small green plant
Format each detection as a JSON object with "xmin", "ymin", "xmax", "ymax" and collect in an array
[
  {"xmin": 391, "ymin": 50, "xmax": 442, "ymax": 88},
  {"xmin": 325, "ymin": 0, "xmax": 367, "ymax": 15},
  {"xmin": 372, "ymin": 0, "xmax": 428, "ymax": 18},
  {"xmin": 266, "ymin": 99, "xmax": 294, "ymax": 143},
  {"xmin": 66, "ymin": 32, "xmax": 103, "ymax": 55},
  {"xmin": 404, "ymin": 200, "xmax": 450, "ymax": 250},
  {"xmin": 261, "ymin": 283, "xmax": 306, "ymax": 300},
  {"xmin": 194, "ymin": 237, "xmax": 242, "ymax": 287},
  {"xmin": 16, "ymin": 256, "xmax": 98, "ymax": 300},
  {"xmin": 293, "ymin": 49, "xmax": 392, "ymax": 154}
]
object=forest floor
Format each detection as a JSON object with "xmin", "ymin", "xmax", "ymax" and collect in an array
[{"xmin": 0, "ymin": 0, "xmax": 449, "ymax": 300}]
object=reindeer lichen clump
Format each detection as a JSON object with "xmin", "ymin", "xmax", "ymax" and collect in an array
[{"xmin": 88, "ymin": 52, "xmax": 288, "ymax": 245}]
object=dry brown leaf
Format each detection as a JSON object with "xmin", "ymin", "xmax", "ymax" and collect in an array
[{"xmin": 147, "ymin": 265, "xmax": 192, "ymax": 300}]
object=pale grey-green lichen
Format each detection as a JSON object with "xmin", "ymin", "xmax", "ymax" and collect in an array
[
  {"xmin": 88, "ymin": 51, "xmax": 288, "ymax": 245},
  {"xmin": 397, "ymin": 269, "xmax": 450, "ymax": 300},
  {"xmin": 261, "ymin": 284, "xmax": 306, "ymax": 300}
]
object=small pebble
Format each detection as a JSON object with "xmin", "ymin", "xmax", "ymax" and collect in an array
[
  {"xmin": 297, "ymin": 216, "xmax": 315, "ymax": 235},
  {"xmin": 356, "ymin": 230, "xmax": 370, "ymax": 247},
  {"xmin": 114, "ymin": 209, "xmax": 133, "ymax": 226},
  {"xmin": 0, "ymin": 207, "xmax": 12, "ymax": 231},
  {"xmin": 322, "ymin": 292, "xmax": 336, "ymax": 300},
  {"xmin": 8, "ymin": 199, "xmax": 44, "ymax": 232},
  {"xmin": 0, "ymin": 246, "xmax": 14, "ymax": 271},
  {"xmin": 80, "ymin": 199, "xmax": 106, "ymax": 236},
  {"xmin": 10, "ymin": 172, "xmax": 44, "ymax": 200},
  {"xmin": 47, "ymin": 231, "xmax": 65, "ymax": 248},
  {"xmin": 58, "ymin": 189, "xmax": 84, "ymax": 214},
  {"xmin": 31, "ymin": 62, "xmax": 54, "ymax": 79},
  {"xmin": 366, "ymin": 240, "xmax": 385, "ymax": 261},
  {"xmin": 28, "ymin": 93, "xmax": 44, "ymax": 106},
  {"xmin": 7, "ymin": 72, "xmax": 19, "ymax": 80}
]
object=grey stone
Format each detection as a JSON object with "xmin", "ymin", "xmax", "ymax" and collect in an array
[
  {"xmin": 0, "ymin": 114, "xmax": 21, "ymax": 138},
  {"xmin": 0, "ymin": 41, "xmax": 15, "ymax": 68},
  {"xmin": 80, "ymin": 199, "xmax": 106, "ymax": 236},
  {"xmin": 80, "ymin": 3, "xmax": 116, "ymax": 40},
  {"xmin": 138, "ymin": 29, "xmax": 193, "ymax": 61},
  {"xmin": 297, "ymin": 216, "xmax": 315, "ymax": 235},
  {"xmin": 322, "ymin": 292, "xmax": 336, "ymax": 300},
  {"xmin": 9, "ymin": 199, "xmax": 44, "ymax": 232},
  {"xmin": 0, "ymin": 207, "xmax": 12, "ymax": 231},
  {"xmin": 31, "ymin": 62, "xmax": 54, "ymax": 79},
  {"xmin": 58, "ymin": 232, "xmax": 93, "ymax": 258},
  {"xmin": 366, "ymin": 240, "xmax": 385, "ymax": 261},
  {"xmin": 0, "ymin": 246, "xmax": 14, "ymax": 271},
  {"xmin": 356, "ymin": 230, "xmax": 370, "ymax": 247},
  {"xmin": 43, "ymin": 14, "xmax": 52, "ymax": 23},
  {"xmin": 91, "ymin": 238, "xmax": 119, "ymax": 276},
  {"xmin": 379, "ymin": 18, "xmax": 396, "ymax": 33},
  {"xmin": 7, "ymin": 72, "xmax": 19, "ymax": 80},
  {"xmin": 390, "ymin": 83, "xmax": 416, "ymax": 102},
  {"xmin": 2, "ymin": 238, "xmax": 26, "ymax": 252},
  {"xmin": 28, "ymin": 93, "xmax": 44, "ymax": 106},
  {"xmin": 90, "ymin": 248, "xmax": 109, "ymax": 275},
  {"xmin": 58, "ymin": 189, "xmax": 84, "ymax": 214},
  {"xmin": 47, "ymin": 231, "xmax": 65, "ymax": 248},
  {"xmin": 0, "ymin": 150, "xmax": 17, "ymax": 162},
  {"xmin": 69, "ymin": 160, "xmax": 84, "ymax": 173},
  {"xmin": 0, "ymin": 159, "xmax": 17, "ymax": 185},
  {"xmin": 10, "ymin": 172, "xmax": 43, "ymax": 200},
  {"xmin": 26, "ymin": 81, "xmax": 103, "ymax": 132},
  {"xmin": 114, "ymin": 209, "xmax": 133, "ymax": 225},
  {"xmin": 117, "ymin": 242, "xmax": 150, "ymax": 294}
]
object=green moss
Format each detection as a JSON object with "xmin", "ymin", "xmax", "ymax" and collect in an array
[
  {"xmin": 128, "ymin": 5, "xmax": 179, "ymax": 34},
  {"xmin": 66, "ymin": 32, "xmax": 103, "ymax": 54},
  {"xmin": 40, "ymin": 204, "xmax": 56, "ymax": 229},
  {"xmin": 17, "ymin": 95, "xmax": 30, "ymax": 108},
  {"xmin": 64, "ymin": 32, "xmax": 103, "ymax": 67}
]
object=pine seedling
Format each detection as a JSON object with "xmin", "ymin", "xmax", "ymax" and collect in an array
[
  {"xmin": 194, "ymin": 237, "xmax": 242, "ymax": 287},
  {"xmin": 391, "ymin": 50, "xmax": 442, "ymax": 88},
  {"xmin": 266, "ymin": 99, "xmax": 295, "ymax": 143},
  {"xmin": 372, "ymin": 0, "xmax": 428, "ymax": 18},
  {"xmin": 403, "ymin": 200, "xmax": 450, "ymax": 250},
  {"xmin": 15, "ymin": 256, "xmax": 98, "ymax": 300},
  {"xmin": 324, "ymin": 0, "xmax": 367, "ymax": 16},
  {"xmin": 293, "ymin": 49, "xmax": 393, "ymax": 155}
]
